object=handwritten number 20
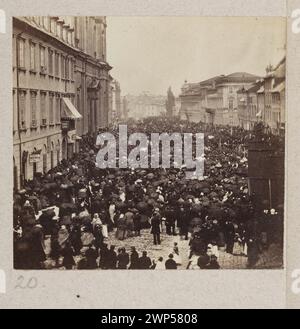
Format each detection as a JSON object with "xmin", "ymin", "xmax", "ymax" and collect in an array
[{"xmin": 15, "ymin": 276, "xmax": 38, "ymax": 289}]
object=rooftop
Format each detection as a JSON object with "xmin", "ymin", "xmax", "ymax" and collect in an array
[{"xmin": 181, "ymin": 72, "xmax": 261, "ymax": 96}]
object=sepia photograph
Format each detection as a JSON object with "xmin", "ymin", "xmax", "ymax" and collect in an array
[{"xmin": 12, "ymin": 16, "xmax": 286, "ymax": 271}]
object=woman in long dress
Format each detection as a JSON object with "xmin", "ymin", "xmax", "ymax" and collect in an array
[
  {"xmin": 186, "ymin": 255, "xmax": 200, "ymax": 270},
  {"xmin": 233, "ymin": 232, "xmax": 243, "ymax": 255},
  {"xmin": 154, "ymin": 257, "xmax": 165, "ymax": 270},
  {"xmin": 61, "ymin": 242, "xmax": 75, "ymax": 269},
  {"xmin": 172, "ymin": 242, "xmax": 182, "ymax": 265},
  {"xmin": 115, "ymin": 213, "xmax": 126, "ymax": 240}
]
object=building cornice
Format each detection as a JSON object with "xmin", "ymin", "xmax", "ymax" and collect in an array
[
  {"xmin": 76, "ymin": 49, "xmax": 112, "ymax": 71},
  {"xmin": 13, "ymin": 17, "xmax": 79, "ymax": 55},
  {"xmin": 14, "ymin": 17, "xmax": 113, "ymax": 72}
]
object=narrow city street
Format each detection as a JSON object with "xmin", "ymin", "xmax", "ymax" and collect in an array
[
  {"xmin": 43, "ymin": 226, "xmax": 282, "ymax": 270},
  {"xmin": 107, "ymin": 229, "xmax": 249, "ymax": 269},
  {"xmin": 12, "ymin": 16, "xmax": 285, "ymax": 272},
  {"xmin": 43, "ymin": 228, "xmax": 249, "ymax": 270}
]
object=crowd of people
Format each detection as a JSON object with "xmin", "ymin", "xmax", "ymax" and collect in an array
[{"xmin": 13, "ymin": 117, "xmax": 284, "ymax": 270}]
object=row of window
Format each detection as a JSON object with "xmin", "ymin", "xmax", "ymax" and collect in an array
[
  {"xmin": 239, "ymin": 105, "xmax": 281, "ymax": 124},
  {"xmin": 265, "ymin": 106, "xmax": 281, "ymax": 123},
  {"xmin": 249, "ymin": 105, "xmax": 257, "ymax": 118},
  {"xmin": 272, "ymin": 93, "xmax": 281, "ymax": 103},
  {"xmin": 14, "ymin": 91, "xmax": 74, "ymax": 130},
  {"xmin": 17, "ymin": 38, "xmax": 75, "ymax": 80},
  {"xmin": 265, "ymin": 93, "xmax": 281, "ymax": 105},
  {"xmin": 28, "ymin": 16, "xmax": 107, "ymax": 61},
  {"xmin": 30, "ymin": 16, "xmax": 75, "ymax": 47}
]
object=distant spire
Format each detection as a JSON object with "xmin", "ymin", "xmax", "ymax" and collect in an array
[
  {"xmin": 166, "ymin": 86, "xmax": 175, "ymax": 117},
  {"xmin": 266, "ymin": 63, "xmax": 274, "ymax": 73}
]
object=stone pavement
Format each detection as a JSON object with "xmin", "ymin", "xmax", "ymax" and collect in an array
[
  {"xmin": 106, "ymin": 229, "xmax": 248, "ymax": 269},
  {"xmin": 44, "ymin": 228, "xmax": 283, "ymax": 269}
]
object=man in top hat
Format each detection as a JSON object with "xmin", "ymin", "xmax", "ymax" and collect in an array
[{"xmin": 150, "ymin": 209, "xmax": 161, "ymax": 245}]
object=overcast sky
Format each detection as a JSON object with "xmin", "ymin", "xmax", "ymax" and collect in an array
[{"xmin": 106, "ymin": 17, "xmax": 286, "ymax": 96}]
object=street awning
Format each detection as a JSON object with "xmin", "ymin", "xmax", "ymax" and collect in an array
[
  {"xmin": 271, "ymin": 82, "xmax": 285, "ymax": 93},
  {"xmin": 257, "ymin": 86, "xmax": 264, "ymax": 93},
  {"xmin": 62, "ymin": 97, "xmax": 82, "ymax": 120}
]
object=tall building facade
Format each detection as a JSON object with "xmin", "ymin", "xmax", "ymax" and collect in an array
[
  {"xmin": 179, "ymin": 72, "xmax": 260, "ymax": 125},
  {"xmin": 262, "ymin": 58, "xmax": 285, "ymax": 132},
  {"xmin": 74, "ymin": 16, "xmax": 112, "ymax": 135},
  {"xmin": 237, "ymin": 57, "xmax": 285, "ymax": 133},
  {"xmin": 13, "ymin": 16, "xmax": 112, "ymax": 190},
  {"xmin": 237, "ymin": 82, "xmax": 263, "ymax": 130}
]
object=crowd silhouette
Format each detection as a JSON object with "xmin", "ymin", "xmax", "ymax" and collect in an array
[{"xmin": 14, "ymin": 117, "xmax": 284, "ymax": 269}]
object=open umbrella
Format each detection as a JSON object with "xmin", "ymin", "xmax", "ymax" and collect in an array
[
  {"xmin": 78, "ymin": 188, "xmax": 87, "ymax": 199},
  {"xmin": 186, "ymin": 194, "xmax": 195, "ymax": 200},
  {"xmin": 150, "ymin": 192, "xmax": 159, "ymax": 199},
  {"xmin": 21, "ymin": 213, "xmax": 36, "ymax": 226},
  {"xmin": 28, "ymin": 195, "xmax": 38, "ymax": 201},
  {"xmin": 190, "ymin": 217, "xmax": 202, "ymax": 228},
  {"xmin": 137, "ymin": 201, "xmax": 148, "ymax": 211},
  {"xmin": 47, "ymin": 182, "xmax": 57, "ymax": 189},
  {"xmin": 209, "ymin": 191, "xmax": 218, "ymax": 198},
  {"xmin": 192, "ymin": 203, "xmax": 202, "ymax": 212},
  {"xmin": 44, "ymin": 174, "xmax": 52, "ymax": 182},
  {"xmin": 115, "ymin": 201, "xmax": 126, "ymax": 210},
  {"xmin": 128, "ymin": 184, "xmax": 136, "ymax": 192},
  {"xmin": 147, "ymin": 173, "xmax": 155, "ymax": 179},
  {"xmin": 147, "ymin": 198, "xmax": 156, "ymax": 206},
  {"xmin": 208, "ymin": 206, "xmax": 223, "ymax": 219},
  {"xmin": 60, "ymin": 203, "xmax": 77, "ymax": 211},
  {"xmin": 70, "ymin": 175, "xmax": 79, "ymax": 183}
]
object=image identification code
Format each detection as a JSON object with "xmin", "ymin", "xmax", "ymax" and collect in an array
[
  {"xmin": 145, "ymin": 313, "xmax": 198, "ymax": 324},
  {"xmin": 100, "ymin": 313, "xmax": 198, "ymax": 326}
]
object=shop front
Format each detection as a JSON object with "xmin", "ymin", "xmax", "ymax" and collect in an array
[{"xmin": 61, "ymin": 97, "xmax": 82, "ymax": 159}]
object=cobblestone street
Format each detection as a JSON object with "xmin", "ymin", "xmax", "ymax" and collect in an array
[
  {"xmin": 44, "ymin": 227, "xmax": 284, "ymax": 270},
  {"xmin": 44, "ymin": 227, "xmax": 250, "ymax": 269},
  {"xmin": 106, "ymin": 229, "xmax": 249, "ymax": 269}
]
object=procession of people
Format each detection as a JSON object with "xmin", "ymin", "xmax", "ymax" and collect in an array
[{"xmin": 13, "ymin": 117, "xmax": 284, "ymax": 270}]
